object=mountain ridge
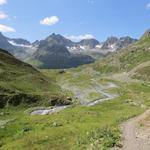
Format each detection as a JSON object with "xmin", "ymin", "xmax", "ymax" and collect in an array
[{"xmin": 0, "ymin": 32, "xmax": 137, "ymax": 69}]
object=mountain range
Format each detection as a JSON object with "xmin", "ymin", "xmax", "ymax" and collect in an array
[{"xmin": 0, "ymin": 32, "xmax": 137, "ymax": 69}]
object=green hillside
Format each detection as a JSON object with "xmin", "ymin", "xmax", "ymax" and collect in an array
[
  {"xmin": 0, "ymin": 48, "xmax": 71, "ymax": 108},
  {"xmin": 91, "ymin": 32, "xmax": 150, "ymax": 74}
]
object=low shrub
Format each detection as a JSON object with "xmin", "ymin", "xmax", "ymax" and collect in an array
[{"xmin": 76, "ymin": 126, "xmax": 120, "ymax": 150}]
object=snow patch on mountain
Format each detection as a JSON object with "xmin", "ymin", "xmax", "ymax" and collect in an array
[
  {"xmin": 95, "ymin": 44, "xmax": 103, "ymax": 49},
  {"xmin": 80, "ymin": 46, "xmax": 86, "ymax": 50},
  {"xmin": 8, "ymin": 40, "xmax": 32, "ymax": 48}
]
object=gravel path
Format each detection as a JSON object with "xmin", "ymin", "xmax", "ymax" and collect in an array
[{"xmin": 112, "ymin": 109, "xmax": 150, "ymax": 150}]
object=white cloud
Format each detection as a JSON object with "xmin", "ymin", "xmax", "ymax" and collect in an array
[
  {"xmin": 0, "ymin": 11, "xmax": 8, "ymax": 19},
  {"xmin": 0, "ymin": 0, "xmax": 7, "ymax": 5},
  {"xmin": 65, "ymin": 34, "xmax": 95, "ymax": 42},
  {"xmin": 0, "ymin": 24, "xmax": 15, "ymax": 32},
  {"xmin": 146, "ymin": 2, "xmax": 150, "ymax": 9},
  {"xmin": 40, "ymin": 16, "xmax": 59, "ymax": 26}
]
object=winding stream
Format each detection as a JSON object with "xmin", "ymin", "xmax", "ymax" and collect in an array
[
  {"xmin": 31, "ymin": 106, "xmax": 70, "ymax": 115},
  {"xmin": 31, "ymin": 81, "xmax": 119, "ymax": 115}
]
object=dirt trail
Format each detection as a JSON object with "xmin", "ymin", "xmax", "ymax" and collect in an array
[{"xmin": 113, "ymin": 109, "xmax": 150, "ymax": 150}]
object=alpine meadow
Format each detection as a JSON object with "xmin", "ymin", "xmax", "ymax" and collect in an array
[{"xmin": 0, "ymin": 0, "xmax": 150, "ymax": 150}]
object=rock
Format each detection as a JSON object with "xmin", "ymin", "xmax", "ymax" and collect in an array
[
  {"xmin": 52, "ymin": 122, "xmax": 63, "ymax": 127},
  {"xmin": 125, "ymin": 99, "xmax": 133, "ymax": 103},
  {"xmin": 131, "ymin": 50, "xmax": 134, "ymax": 53},
  {"xmin": 58, "ymin": 70, "xmax": 66, "ymax": 74},
  {"xmin": 130, "ymin": 102, "xmax": 138, "ymax": 106},
  {"xmin": 67, "ymin": 97, "xmax": 72, "ymax": 101},
  {"xmin": 23, "ymin": 127, "xmax": 31, "ymax": 132},
  {"xmin": 116, "ymin": 142, "xmax": 123, "ymax": 148},
  {"xmin": 0, "ymin": 119, "xmax": 10, "ymax": 127}
]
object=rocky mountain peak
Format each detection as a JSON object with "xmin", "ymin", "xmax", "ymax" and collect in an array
[
  {"xmin": 45, "ymin": 33, "xmax": 73, "ymax": 46},
  {"xmin": 105, "ymin": 36, "xmax": 118, "ymax": 44},
  {"xmin": 78, "ymin": 39, "xmax": 99, "ymax": 48}
]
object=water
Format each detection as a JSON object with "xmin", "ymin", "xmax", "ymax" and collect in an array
[
  {"xmin": 31, "ymin": 106, "xmax": 69, "ymax": 115},
  {"xmin": 31, "ymin": 82, "xmax": 119, "ymax": 115}
]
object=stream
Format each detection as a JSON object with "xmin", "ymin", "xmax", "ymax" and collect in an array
[
  {"xmin": 31, "ymin": 106, "xmax": 70, "ymax": 115},
  {"xmin": 31, "ymin": 81, "xmax": 119, "ymax": 115}
]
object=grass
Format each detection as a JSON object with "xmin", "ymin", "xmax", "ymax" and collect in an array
[
  {"xmin": 86, "ymin": 92, "xmax": 104, "ymax": 101},
  {"xmin": 35, "ymin": 54, "xmax": 150, "ymax": 150},
  {"xmin": 132, "ymin": 66, "xmax": 150, "ymax": 81},
  {"xmin": 76, "ymin": 126, "xmax": 121, "ymax": 149},
  {"xmin": 0, "ymin": 80, "xmax": 149, "ymax": 150},
  {"xmin": 25, "ymin": 59, "xmax": 43, "ymax": 67},
  {"xmin": 0, "ymin": 49, "xmax": 72, "ymax": 108},
  {"xmin": 0, "ymin": 105, "xmax": 144, "ymax": 150}
]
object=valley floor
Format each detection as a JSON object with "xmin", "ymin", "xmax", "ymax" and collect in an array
[{"xmin": 0, "ymin": 63, "xmax": 150, "ymax": 150}]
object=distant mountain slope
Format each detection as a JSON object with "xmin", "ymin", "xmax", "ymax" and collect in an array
[
  {"xmin": 0, "ymin": 48, "xmax": 71, "ymax": 108},
  {"xmin": 78, "ymin": 38, "xmax": 100, "ymax": 48},
  {"xmin": 0, "ymin": 33, "xmax": 37, "ymax": 59},
  {"xmin": 67, "ymin": 36, "xmax": 137, "ymax": 55},
  {"xmin": 100, "ymin": 36, "xmax": 137, "ymax": 51},
  {"xmin": 26, "ymin": 34, "xmax": 94, "ymax": 69},
  {"xmin": 7, "ymin": 38, "xmax": 31, "ymax": 45},
  {"xmin": 90, "ymin": 29, "xmax": 150, "ymax": 74},
  {"xmin": 26, "ymin": 33, "xmax": 137, "ymax": 69}
]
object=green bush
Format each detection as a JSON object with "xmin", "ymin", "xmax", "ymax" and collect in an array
[{"xmin": 76, "ymin": 126, "xmax": 120, "ymax": 150}]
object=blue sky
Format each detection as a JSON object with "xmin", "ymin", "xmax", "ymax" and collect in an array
[{"xmin": 0, "ymin": 0, "xmax": 150, "ymax": 42}]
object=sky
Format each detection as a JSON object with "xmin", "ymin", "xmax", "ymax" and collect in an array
[{"xmin": 0, "ymin": 0, "xmax": 150, "ymax": 42}]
